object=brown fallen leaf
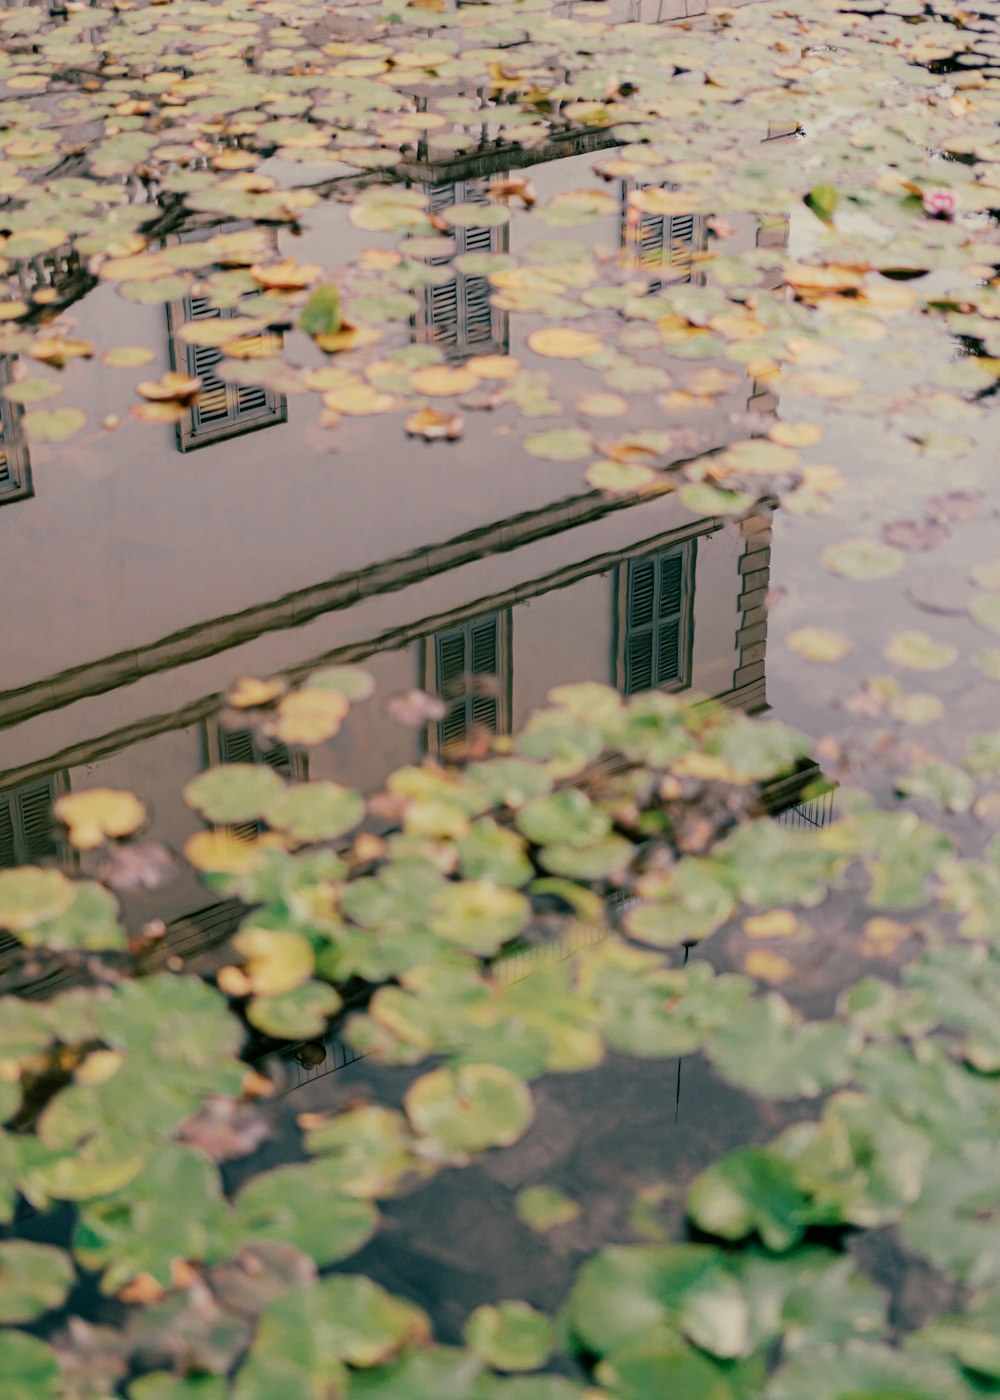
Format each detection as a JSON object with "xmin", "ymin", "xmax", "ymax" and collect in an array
[
  {"xmin": 136, "ymin": 371, "xmax": 202, "ymax": 404},
  {"xmin": 404, "ymin": 406, "xmax": 464, "ymax": 439}
]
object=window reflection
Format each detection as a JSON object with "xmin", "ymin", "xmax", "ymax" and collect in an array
[
  {"xmin": 416, "ymin": 179, "xmax": 510, "ymax": 361},
  {"xmin": 0, "ymin": 360, "xmax": 32, "ymax": 506},
  {"xmin": 425, "ymin": 610, "xmax": 510, "ymax": 756}
]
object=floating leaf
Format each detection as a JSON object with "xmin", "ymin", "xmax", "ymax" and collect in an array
[
  {"xmin": 804, "ymin": 183, "xmax": 839, "ymax": 224},
  {"xmin": 54, "ymin": 788, "xmax": 147, "ymax": 849},
  {"xmin": 272, "ymin": 689, "xmax": 350, "ymax": 744},
  {"xmin": 247, "ymin": 983, "xmax": 341, "ymax": 1039},
  {"xmin": 405, "ymin": 1063, "xmax": 533, "ymax": 1156},
  {"xmin": 21, "ymin": 407, "xmax": 87, "ymax": 442},
  {"xmin": 0, "ymin": 1244, "xmax": 74, "ymax": 1324},
  {"xmin": 516, "ymin": 1185, "xmax": 580, "ymax": 1233},
  {"xmin": 822, "ymin": 538, "xmax": 904, "ymax": 581},
  {"xmin": 264, "ymin": 783, "xmax": 364, "ymax": 842},
  {"xmin": 0, "ymin": 1331, "xmax": 61, "ymax": 1400},
  {"xmin": 184, "ymin": 765, "xmax": 286, "ymax": 824},
  {"xmin": 884, "ymin": 630, "xmax": 958, "ymax": 672},
  {"xmin": 299, "ymin": 283, "xmax": 342, "ymax": 337},
  {"xmin": 586, "ymin": 459, "xmax": 657, "ymax": 493},
  {"xmin": 523, "ymin": 427, "xmax": 593, "ymax": 462},
  {"xmin": 441, "ymin": 203, "xmax": 509, "ymax": 228},
  {"xmin": 969, "ymin": 593, "xmax": 1000, "ymax": 634},
  {"xmin": 230, "ymin": 927, "xmax": 315, "ymax": 997},
  {"xmin": 785, "ymin": 628, "xmax": 852, "ymax": 663},
  {"xmin": 0, "ymin": 868, "xmax": 74, "ymax": 933},
  {"xmin": 527, "ymin": 328, "xmax": 603, "ymax": 360},
  {"xmin": 410, "ymin": 365, "xmax": 480, "ymax": 397},
  {"xmin": 465, "ymin": 1301, "xmax": 553, "ymax": 1372}
]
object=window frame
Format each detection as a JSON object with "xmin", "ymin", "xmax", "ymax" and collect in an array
[
  {"xmin": 0, "ymin": 359, "xmax": 33, "ymax": 506},
  {"xmin": 166, "ymin": 289, "xmax": 287, "ymax": 453},
  {"xmin": 0, "ymin": 771, "xmax": 70, "ymax": 869},
  {"xmin": 612, "ymin": 540, "xmax": 696, "ymax": 696},
  {"xmin": 415, "ymin": 179, "xmax": 510, "ymax": 362},
  {"xmin": 420, "ymin": 608, "xmax": 512, "ymax": 758},
  {"xmin": 620, "ymin": 179, "xmax": 705, "ymax": 290},
  {"xmin": 202, "ymin": 721, "xmax": 308, "ymax": 842}
]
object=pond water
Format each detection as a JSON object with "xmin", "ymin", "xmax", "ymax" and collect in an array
[{"xmin": 0, "ymin": 0, "xmax": 998, "ymax": 1392}]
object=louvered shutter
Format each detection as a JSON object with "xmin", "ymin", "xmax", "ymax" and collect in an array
[
  {"xmin": 656, "ymin": 551, "xmax": 684, "ymax": 686},
  {"xmin": 624, "ymin": 550, "xmax": 688, "ymax": 695},
  {"xmin": 469, "ymin": 616, "xmax": 499, "ymax": 733},
  {"xmin": 221, "ymin": 728, "xmax": 257, "ymax": 765},
  {"xmin": 639, "ymin": 215, "xmax": 665, "ymax": 268},
  {"xmin": 19, "ymin": 782, "xmax": 57, "ymax": 862},
  {"xmin": 435, "ymin": 615, "xmax": 502, "ymax": 754},
  {"xmin": 219, "ymin": 727, "xmax": 264, "ymax": 842},
  {"xmin": 667, "ymin": 214, "xmax": 695, "ymax": 280},
  {"xmin": 0, "ymin": 799, "xmax": 16, "ymax": 869},
  {"xmin": 422, "ymin": 180, "xmax": 501, "ymax": 360},
  {"xmin": 187, "ymin": 298, "xmax": 234, "ymax": 427},
  {"xmin": 177, "ymin": 294, "xmax": 283, "ymax": 447},
  {"xmin": 428, "ymin": 280, "xmax": 460, "ymax": 354},
  {"xmin": 261, "ymin": 742, "xmax": 293, "ymax": 778},
  {"xmin": 437, "ymin": 629, "xmax": 468, "ymax": 753}
]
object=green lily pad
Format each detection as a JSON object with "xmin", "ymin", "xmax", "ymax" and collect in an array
[
  {"xmin": 516, "ymin": 1185, "xmax": 580, "ymax": 1233},
  {"xmin": 246, "ymin": 982, "xmax": 342, "ymax": 1039},
  {"xmin": 299, "ymin": 283, "xmax": 342, "ymax": 337},
  {"xmin": 21, "ymin": 407, "xmax": 87, "ymax": 442},
  {"xmin": 0, "ymin": 868, "xmax": 75, "ymax": 933},
  {"xmin": 235, "ymin": 1163, "xmax": 378, "ymax": 1266},
  {"xmin": 0, "ymin": 1331, "xmax": 61, "ymax": 1400},
  {"xmin": 183, "ymin": 764, "xmax": 286, "ymax": 824},
  {"xmin": 822, "ymin": 538, "xmax": 904, "ymax": 581},
  {"xmin": 464, "ymin": 1300, "xmax": 553, "ymax": 1372},
  {"xmin": 431, "ymin": 881, "xmax": 529, "ymax": 957},
  {"xmin": 264, "ymin": 782, "xmax": 364, "ymax": 842},
  {"xmin": 305, "ymin": 665, "xmax": 375, "ymax": 700},
  {"xmin": 687, "ymin": 1150, "xmax": 813, "ymax": 1253},
  {"xmin": 0, "ymin": 1243, "xmax": 74, "ymax": 1323},
  {"xmin": 523, "ymin": 427, "xmax": 593, "ymax": 462},
  {"xmin": 405, "ymin": 1063, "xmax": 533, "ymax": 1156},
  {"xmin": 706, "ymin": 994, "xmax": 857, "ymax": 1100}
]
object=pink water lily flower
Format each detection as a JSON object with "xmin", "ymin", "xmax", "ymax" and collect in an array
[{"xmin": 923, "ymin": 188, "xmax": 957, "ymax": 219}]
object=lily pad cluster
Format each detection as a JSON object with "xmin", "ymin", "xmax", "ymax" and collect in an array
[{"xmin": 0, "ymin": 0, "xmax": 998, "ymax": 1391}]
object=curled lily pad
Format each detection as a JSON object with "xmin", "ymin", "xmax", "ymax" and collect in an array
[{"xmin": 229, "ymin": 927, "xmax": 315, "ymax": 997}]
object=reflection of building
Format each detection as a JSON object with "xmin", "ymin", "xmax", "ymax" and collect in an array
[
  {"xmin": 416, "ymin": 180, "xmax": 509, "ymax": 361},
  {"xmin": 0, "ymin": 361, "xmax": 32, "ymax": 505},
  {"xmin": 0, "ymin": 136, "xmax": 788, "ymax": 972}
]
